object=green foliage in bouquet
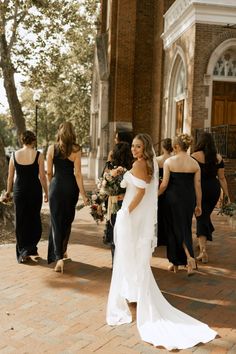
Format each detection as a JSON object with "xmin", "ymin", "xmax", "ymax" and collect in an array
[
  {"xmin": 76, "ymin": 191, "xmax": 107, "ymax": 224},
  {"xmin": 218, "ymin": 196, "xmax": 236, "ymax": 217},
  {"xmin": 98, "ymin": 170, "xmax": 126, "ymax": 197}
]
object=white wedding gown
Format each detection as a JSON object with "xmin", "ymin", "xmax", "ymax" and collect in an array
[{"xmin": 106, "ymin": 170, "xmax": 217, "ymax": 351}]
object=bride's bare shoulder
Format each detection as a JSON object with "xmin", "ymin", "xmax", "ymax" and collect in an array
[{"xmin": 131, "ymin": 160, "xmax": 147, "ymax": 181}]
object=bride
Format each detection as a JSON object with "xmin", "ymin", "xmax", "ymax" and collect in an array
[{"xmin": 106, "ymin": 133, "xmax": 217, "ymax": 351}]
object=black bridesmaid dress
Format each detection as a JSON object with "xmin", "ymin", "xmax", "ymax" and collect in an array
[
  {"xmin": 157, "ymin": 167, "xmax": 167, "ymax": 246},
  {"xmin": 194, "ymin": 160, "xmax": 223, "ymax": 241},
  {"xmin": 13, "ymin": 151, "xmax": 42, "ymax": 263},
  {"xmin": 47, "ymin": 147, "xmax": 79, "ymax": 264},
  {"xmin": 163, "ymin": 172, "xmax": 195, "ymax": 266}
]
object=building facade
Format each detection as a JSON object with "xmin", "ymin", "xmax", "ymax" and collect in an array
[{"xmin": 89, "ymin": 0, "xmax": 236, "ymax": 199}]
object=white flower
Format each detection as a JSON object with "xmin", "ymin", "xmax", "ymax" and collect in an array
[
  {"xmin": 97, "ymin": 178, "xmax": 102, "ymax": 189},
  {"xmin": 120, "ymin": 179, "xmax": 127, "ymax": 188},
  {"xmin": 99, "ymin": 188, "xmax": 107, "ymax": 196},
  {"xmin": 105, "ymin": 174, "xmax": 113, "ymax": 182},
  {"xmin": 91, "ymin": 194, "xmax": 97, "ymax": 201},
  {"xmin": 102, "ymin": 179, "xmax": 107, "ymax": 187}
]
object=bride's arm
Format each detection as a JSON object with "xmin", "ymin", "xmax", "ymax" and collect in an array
[{"xmin": 128, "ymin": 160, "xmax": 146, "ymax": 213}]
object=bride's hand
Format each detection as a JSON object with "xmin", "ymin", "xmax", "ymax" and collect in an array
[{"xmin": 82, "ymin": 195, "xmax": 90, "ymax": 206}]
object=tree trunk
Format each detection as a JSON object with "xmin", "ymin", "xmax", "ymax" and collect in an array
[
  {"xmin": 0, "ymin": 135, "xmax": 8, "ymax": 190},
  {"xmin": 0, "ymin": 34, "xmax": 26, "ymax": 140},
  {"xmin": 0, "ymin": 135, "xmax": 14, "ymax": 229}
]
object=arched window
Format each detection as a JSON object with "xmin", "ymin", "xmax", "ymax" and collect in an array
[
  {"xmin": 174, "ymin": 60, "xmax": 186, "ymax": 134},
  {"xmin": 176, "ymin": 61, "xmax": 185, "ymax": 97},
  {"xmin": 213, "ymin": 46, "xmax": 236, "ymax": 77},
  {"xmin": 164, "ymin": 47, "xmax": 188, "ymax": 138}
]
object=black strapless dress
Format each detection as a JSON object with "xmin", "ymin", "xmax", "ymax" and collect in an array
[
  {"xmin": 157, "ymin": 167, "xmax": 167, "ymax": 246},
  {"xmin": 194, "ymin": 160, "xmax": 223, "ymax": 241},
  {"xmin": 163, "ymin": 172, "xmax": 195, "ymax": 266}
]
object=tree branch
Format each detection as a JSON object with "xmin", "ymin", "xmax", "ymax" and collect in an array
[{"xmin": 8, "ymin": 0, "xmax": 19, "ymax": 51}]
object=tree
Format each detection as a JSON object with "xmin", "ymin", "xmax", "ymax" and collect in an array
[
  {"xmin": 0, "ymin": 0, "xmax": 99, "ymax": 138},
  {"xmin": 0, "ymin": 0, "xmax": 99, "ymax": 226},
  {"xmin": 0, "ymin": 1, "xmax": 26, "ymax": 138}
]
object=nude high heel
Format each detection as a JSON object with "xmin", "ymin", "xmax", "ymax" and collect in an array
[
  {"xmin": 187, "ymin": 257, "xmax": 197, "ymax": 276},
  {"xmin": 63, "ymin": 252, "xmax": 68, "ymax": 259},
  {"xmin": 168, "ymin": 264, "xmax": 178, "ymax": 273},
  {"xmin": 196, "ymin": 250, "xmax": 208, "ymax": 263},
  {"xmin": 201, "ymin": 251, "xmax": 208, "ymax": 263},
  {"xmin": 196, "ymin": 237, "xmax": 208, "ymax": 263},
  {"xmin": 54, "ymin": 259, "xmax": 64, "ymax": 274}
]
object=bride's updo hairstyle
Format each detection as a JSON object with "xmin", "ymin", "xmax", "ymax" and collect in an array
[
  {"xmin": 134, "ymin": 133, "xmax": 154, "ymax": 177},
  {"xmin": 56, "ymin": 121, "xmax": 80, "ymax": 158},
  {"xmin": 173, "ymin": 133, "xmax": 193, "ymax": 152}
]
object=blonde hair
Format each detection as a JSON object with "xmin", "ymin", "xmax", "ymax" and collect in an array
[
  {"xmin": 173, "ymin": 133, "xmax": 193, "ymax": 151},
  {"xmin": 134, "ymin": 133, "xmax": 154, "ymax": 176},
  {"xmin": 56, "ymin": 121, "xmax": 80, "ymax": 158}
]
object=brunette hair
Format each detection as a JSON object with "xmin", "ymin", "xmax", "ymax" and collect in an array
[
  {"xmin": 116, "ymin": 131, "xmax": 133, "ymax": 147},
  {"xmin": 173, "ymin": 133, "xmax": 193, "ymax": 152},
  {"xmin": 21, "ymin": 130, "xmax": 36, "ymax": 145},
  {"xmin": 162, "ymin": 138, "xmax": 173, "ymax": 153},
  {"xmin": 134, "ymin": 133, "xmax": 154, "ymax": 176},
  {"xmin": 194, "ymin": 132, "xmax": 218, "ymax": 165},
  {"xmin": 112, "ymin": 142, "xmax": 133, "ymax": 170},
  {"xmin": 55, "ymin": 121, "xmax": 80, "ymax": 158}
]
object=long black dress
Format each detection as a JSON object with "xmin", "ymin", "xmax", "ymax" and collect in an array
[
  {"xmin": 194, "ymin": 159, "xmax": 223, "ymax": 241},
  {"xmin": 163, "ymin": 172, "xmax": 195, "ymax": 266},
  {"xmin": 47, "ymin": 147, "xmax": 79, "ymax": 264},
  {"xmin": 157, "ymin": 167, "xmax": 167, "ymax": 246},
  {"xmin": 13, "ymin": 151, "xmax": 42, "ymax": 263}
]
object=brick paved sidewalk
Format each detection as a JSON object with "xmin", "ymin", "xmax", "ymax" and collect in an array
[{"xmin": 0, "ymin": 179, "xmax": 236, "ymax": 353}]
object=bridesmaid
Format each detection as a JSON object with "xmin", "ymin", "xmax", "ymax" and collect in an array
[
  {"xmin": 47, "ymin": 122, "xmax": 88, "ymax": 273},
  {"xmin": 159, "ymin": 134, "xmax": 202, "ymax": 275},
  {"xmin": 156, "ymin": 138, "xmax": 173, "ymax": 246},
  {"xmin": 5, "ymin": 130, "xmax": 48, "ymax": 263},
  {"xmin": 191, "ymin": 132, "xmax": 230, "ymax": 263}
]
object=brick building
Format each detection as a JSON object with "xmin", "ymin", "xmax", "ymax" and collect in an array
[{"xmin": 89, "ymin": 0, "xmax": 236, "ymax": 200}]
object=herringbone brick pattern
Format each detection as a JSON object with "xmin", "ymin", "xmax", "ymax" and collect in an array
[{"xmin": 0, "ymin": 180, "xmax": 235, "ymax": 353}]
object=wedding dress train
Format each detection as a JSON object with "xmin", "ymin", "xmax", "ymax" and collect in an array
[{"xmin": 106, "ymin": 171, "xmax": 217, "ymax": 351}]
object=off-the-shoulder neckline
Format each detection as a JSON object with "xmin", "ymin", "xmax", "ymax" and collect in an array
[{"xmin": 127, "ymin": 170, "xmax": 149, "ymax": 184}]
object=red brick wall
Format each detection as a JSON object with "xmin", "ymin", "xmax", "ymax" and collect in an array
[
  {"xmin": 151, "ymin": 0, "xmax": 175, "ymax": 151},
  {"xmin": 132, "ymin": 0, "xmax": 155, "ymax": 136},
  {"xmin": 106, "ymin": 0, "xmax": 175, "ymax": 144},
  {"xmin": 109, "ymin": 0, "xmax": 137, "ymax": 124}
]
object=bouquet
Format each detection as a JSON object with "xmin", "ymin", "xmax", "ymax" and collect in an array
[
  {"xmin": 76, "ymin": 190, "xmax": 107, "ymax": 224},
  {"xmin": 97, "ymin": 168, "xmax": 127, "ymax": 218},
  {"xmin": 98, "ymin": 168, "xmax": 127, "ymax": 197},
  {"xmin": 218, "ymin": 196, "xmax": 236, "ymax": 217},
  {"xmin": 75, "ymin": 167, "xmax": 127, "ymax": 223},
  {"xmin": 0, "ymin": 190, "xmax": 13, "ymax": 206},
  {"xmin": 89, "ymin": 191, "xmax": 107, "ymax": 224}
]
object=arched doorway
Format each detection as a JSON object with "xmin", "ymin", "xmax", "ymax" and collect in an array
[
  {"xmin": 206, "ymin": 39, "xmax": 236, "ymax": 127},
  {"xmin": 212, "ymin": 47, "xmax": 236, "ymax": 126}
]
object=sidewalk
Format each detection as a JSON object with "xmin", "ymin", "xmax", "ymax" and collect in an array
[{"xmin": 0, "ymin": 178, "xmax": 236, "ymax": 354}]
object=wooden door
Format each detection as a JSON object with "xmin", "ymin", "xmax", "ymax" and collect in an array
[
  {"xmin": 176, "ymin": 99, "xmax": 184, "ymax": 134},
  {"xmin": 227, "ymin": 100, "xmax": 236, "ymax": 124},
  {"xmin": 212, "ymin": 82, "xmax": 236, "ymax": 126}
]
